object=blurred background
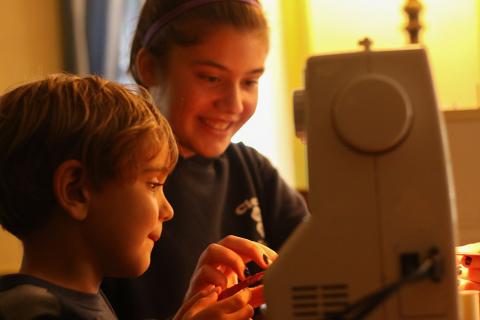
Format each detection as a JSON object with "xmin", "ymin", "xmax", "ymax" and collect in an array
[{"xmin": 0, "ymin": 0, "xmax": 479, "ymax": 274}]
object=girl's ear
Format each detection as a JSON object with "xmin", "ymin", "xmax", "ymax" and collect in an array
[
  {"xmin": 53, "ymin": 160, "xmax": 90, "ymax": 221},
  {"xmin": 136, "ymin": 48, "xmax": 160, "ymax": 87}
]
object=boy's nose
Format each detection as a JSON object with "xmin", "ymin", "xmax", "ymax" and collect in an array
[{"xmin": 160, "ymin": 198, "xmax": 174, "ymax": 222}]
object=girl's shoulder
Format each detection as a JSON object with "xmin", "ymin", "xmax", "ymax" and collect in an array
[
  {"xmin": 226, "ymin": 142, "xmax": 272, "ymax": 168},
  {"xmin": 226, "ymin": 142, "xmax": 280, "ymax": 189}
]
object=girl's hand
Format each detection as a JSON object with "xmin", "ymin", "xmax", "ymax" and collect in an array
[
  {"xmin": 174, "ymin": 285, "xmax": 254, "ymax": 320},
  {"xmin": 184, "ymin": 235, "xmax": 277, "ymax": 303}
]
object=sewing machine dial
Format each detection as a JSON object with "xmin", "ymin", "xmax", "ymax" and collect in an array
[{"xmin": 332, "ymin": 74, "xmax": 413, "ymax": 153}]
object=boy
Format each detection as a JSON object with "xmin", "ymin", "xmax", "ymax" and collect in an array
[{"xmin": 0, "ymin": 74, "xmax": 276, "ymax": 319}]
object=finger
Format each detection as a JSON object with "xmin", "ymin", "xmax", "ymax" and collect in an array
[
  {"xmin": 251, "ymin": 241, "xmax": 278, "ymax": 266},
  {"xmin": 219, "ymin": 272, "xmax": 265, "ymax": 301},
  {"xmin": 197, "ymin": 243, "xmax": 248, "ymax": 281},
  {"xmin": 224, "ymin": 303, "xmax": 254, "ymax": 320},
  {"xmin": 223, "ymin": 268, "xmax": 239, "ymax": 288},
  {"xmin": 187, "ymin": 264, "xmax": 229, "ymax": 298},
  {"xmin": 174, "ymin": 286, "xmax": 218, "ymax": 320},
  {"xmin": 217, "ymin": 265, "xmax": 238, "ymax": 280},
  {"xmin": 216, "ymin": 288, "xmax": 252, "ymax": 314},
  {"xmin": 219, "ymin": 235, "xmax": 278, "ymax": 263},
  {"xmin": 246, "ymin": 239, "xmax": 278, "ymax": 260},
  {"xmin": 196, "ymin": 301, "xmax": 254, "ymax": 320},
  {"xmin": 249, "ymin": 285, "xmax": 265, "ymax": 309},
  {"xmin": 190, "ymin": 289, "xmax": 252, "ymax": 320},
  {"xmin": 218, "ymin": 235, "xmax": 278, "ymax": 271}
]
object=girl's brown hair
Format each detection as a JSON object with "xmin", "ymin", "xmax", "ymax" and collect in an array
[
  {"xmin": 0, "ymin": 74, "xmax": 178, "ymax": 238},
  {"xmin": 129, "ymin": 0, "xmax": 269, "ymax": 85}
]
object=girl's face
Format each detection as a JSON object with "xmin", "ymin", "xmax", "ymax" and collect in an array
[
  {"xmin": 84, "ymin": 143, "xmax": 174, "ymax": 277},
  {"xmin": 152, "ymin": 26, "xmax": 268, "ymax": 158}
]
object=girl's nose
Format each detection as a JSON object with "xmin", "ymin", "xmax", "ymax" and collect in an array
[{"xmin": 216, "ymin": 84, "xmax": 243, "ymax": 114}]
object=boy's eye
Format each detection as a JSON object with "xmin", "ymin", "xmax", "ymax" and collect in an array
[{"xmin": 148, "ymin": 182, "xmax": 164, "ymax": 191}]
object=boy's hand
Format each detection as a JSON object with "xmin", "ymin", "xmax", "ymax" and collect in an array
[
  {"xmin": 174, "ymin": 285, "xmax": 254, "ymax": 320},
  {"xmin": 456, "ymin": 242, "xmax": 480, "ymax": 290},
  {"xmin": 218, "ymin": 272, "xmax": 265, "ymax": 308},
  {"xmin": 184, "ymin": 235, "xmax": 277, "ymax": 305}
]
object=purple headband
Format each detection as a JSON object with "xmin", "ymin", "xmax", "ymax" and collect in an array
[{"xmin": 142, "ymin": 0, "xmax": 261, "ymax": 47}]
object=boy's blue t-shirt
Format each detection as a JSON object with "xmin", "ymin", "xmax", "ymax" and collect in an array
[{"xmin": 0, "ymin": 274, "xmax": 116, "ymax": 320}]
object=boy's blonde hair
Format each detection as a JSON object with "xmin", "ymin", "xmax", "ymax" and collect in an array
[{"xmin": 0, "ymin": 74, "xmax": 178, "ymax": 238}]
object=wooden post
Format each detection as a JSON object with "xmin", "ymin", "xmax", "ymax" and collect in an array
[{"xmin": 404, "ymin": 0, "xmax": 423, "ymax": 44}]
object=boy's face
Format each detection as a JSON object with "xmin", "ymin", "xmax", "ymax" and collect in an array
[
  {"xmin": 84, "ymin": 143, "xmax": 173, "ymax": 277},
  {"xmin": 152, "ymin": 26, "xmax": 268, "ymax": 158}
]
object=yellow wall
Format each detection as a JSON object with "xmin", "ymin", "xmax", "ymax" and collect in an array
[
  {"xmin": 421, "ymin": 0, "xmax": 478, "ymax": 109},
  {"xmin": 0, "ymin": 0, "xmax": 63, "ymax": 91},
  {"xmin": 305, "ymin": 0, "xmax": 478, "ymax": 109},
  {"xmin": 288, "ymin": 0, "xmax": 480, "ymax": 188},
  {"xmin": 278, "ymin": 0, "xmax": 311, "ymax": 190},
  {"xmin": 0, "ymin": 0, "xmax": 63, "ymax": 274}
]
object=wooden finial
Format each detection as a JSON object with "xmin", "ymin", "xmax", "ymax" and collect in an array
[
  {"xmin": 404, "ymin": 0, "xmax": 423, "ymax": 43},
  {"xmin": 358, "ymin": 37, "xmax": 373, "ymax": 51}
]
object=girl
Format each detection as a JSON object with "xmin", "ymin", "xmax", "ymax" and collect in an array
[{"xmin": 102, "ymin": 1, "xmax": 309, "ymax": 318}]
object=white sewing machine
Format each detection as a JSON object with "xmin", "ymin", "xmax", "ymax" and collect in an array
[{"xmin": 264, "ymin": 44, "xmax": 459, "ymax": 319}]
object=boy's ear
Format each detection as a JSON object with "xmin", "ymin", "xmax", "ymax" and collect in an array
[
  {"xmin": 136, "ymin": 48, "xmax": 159, "ymax": 87},
  {"xmin": 53, "ymin": 160, "xmax": 90, "ymax": 221}
]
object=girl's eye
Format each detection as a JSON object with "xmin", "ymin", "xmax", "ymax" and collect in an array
[
  {"xmin": 199, "ymin": 74, "xmax": 221, "ymax": 83},
  {"xmin": 244, "ymin": 79, "xmax": 259, "ymax": 88}
]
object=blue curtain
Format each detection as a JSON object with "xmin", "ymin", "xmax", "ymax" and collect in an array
[
  {"xmin": 86, "ymin": 0, "xmax": 108, "ymax": 75},
  {"xmin": 61, "ymin": 0, "xmax": 142, "ymax": 82}
]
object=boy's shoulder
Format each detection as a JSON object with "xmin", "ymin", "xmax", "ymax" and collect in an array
[
  {"xmin": 0, "ymin": 274, "xmax": 114, "ymax": 320},
  {"xmin": 0, "ymin": 278, "xmax": 62, "ymax": 319}
]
